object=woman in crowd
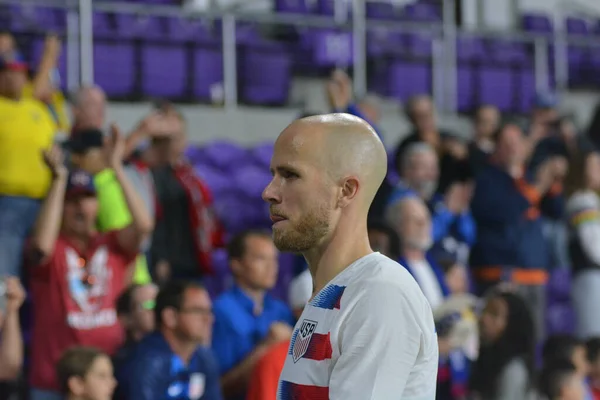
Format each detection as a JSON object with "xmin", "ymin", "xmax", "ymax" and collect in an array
[
  {"xmin": 565, "ymin": 147, "xmax": 600, "ymax": 339},
  {"xmin": 469, "ymin": 290, "xmax": 536, "ymax": 400}
]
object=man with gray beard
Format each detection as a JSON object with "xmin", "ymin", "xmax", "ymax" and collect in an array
[{"xmin": 388, "ymin": 142, "xmax": 476, "ymax": 265}]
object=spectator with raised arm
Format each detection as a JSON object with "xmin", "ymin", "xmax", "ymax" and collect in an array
[
  {"xmin": 0, "ymin": 277, "xmax": 26, "ymax": 381},
  {"xmin": 25, "ymin": 125, "xmax": 153, "ymax": 400},
  {"xmin": 393, "ymin": 94, "xmax": 472, "ymax": 194},
  {"xmin": 149, "ymin": 108, "xmax": 224, "ymax": 283},
  {"xmin": 470, "ymin": 121, "xmax": 564, "ymax": 340},
  {"xmin": 67, "ymin": 86, "xmax": 156, "ymax": 285},
  {"xmin": 0, "ymin": 50, "xmax": 57, "ymax": 278}
]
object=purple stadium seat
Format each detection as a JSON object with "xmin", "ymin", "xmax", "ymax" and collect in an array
[
  {"xmin": 214, "ymin": 193, "xmax": 251, "ymax": 234},
  {"xmin": 366, "ymin": 1, "xmax": 396, "ymax": 20},
  {"xmin": 311, "ymin": 30, "xmax": 353, "ymax": 68},
  {"xmin": 406, "ymin": 31, "xmax": 435, "ymax": 59},
  {"xmin": 457, "ymin": 66, "xmax": 475, "ymax": 112},
  {"xmin": 457, "ymin": 36, "xmax": 487, "ymax": 62},
  {"xmin": 239, "ymin": 41, "xmax": 291, "ymax": 105},
  {"xmin": 250, "ymin": 142, "xmax": 274, "ymax": 169},
  {"xmin": 590, "ymin": 49, "xmax": 600, "ymax": 86},
  {"xmin": 518, "ymin": 68, "xmax": 536, "ymax": 113},
  {"xmin": 478, "ymin": 67, "xmax": 513, "ymax": 112},
  {"xmin": 194, "ymin": 164, "xmax": 234, "ymax": 199},
  {"xmin": 367, "ymin": 28, "xmax": 405, "ymax": 57},
  {"xmin": 567, "ymin": 45, "xmax": 587, "ymax": 86},
  {"xmin": 141, "ymin": 44, "xmax": 187, "ymax": 99},
  {"xmin": 211, "ymin": 248, "xmax": 230, "ymax": 276},
  {"xmin": 165, "ymin": 16, "xmax": 213, "ymax": 42},
  {"xmin": 8, "ymin": 5, "xmax": 64, "ymax": 33},
  {"xmin": 487, "ymin": 39, "xmax": 529, "ymax": 66},
  {"xmin": 192, "ymin": 40, "xmax": 224, "ymax": 101},
  {"xmin": 185, "ymin": 146, "xmax": 206, "ymax": 164},
  {"xmin": 94, "ymin": 42, "xmax": 135, "ymax": 97},
  {"xmin": 546, "ymin": 303, "xmax": 575, "ymax": 335},
  {"xmin": 93, "ymin": 12, "xmax": 114, "ymax": 39},
  {"xmin": 566, "ymin": 17, "xmax": 589, "ymax": 35},
  {"xmin": 233, "ymin": 166, "xmax": 272, "ymax": 200},
  {"xmin": 387, "ymin": 61, "xmax": 431, "ymax": 101},
  {"xmin": 275, "ymin": 0, "xmax": 310, "ymax": 14},
  {"xmin": 522, "ymin": 13, "xmax": 553, "ymax": 34},
  {"xmin": 315, "ymin": 0, "xmax": 350, "ymax": 18},
  {"xmin": 547, "ymin": 268, "xmax": 571, "ymax": 303},
  {"xmin": 202, "ymin": 140, "xmax": 249, "ymax": 172},
  {"xmin": 114, "ymin": 14, "xmax": 165, "ymax": 39},
  {"xmin": 403, "ymin": 2, "xmax": 440, "ymax": 22}
]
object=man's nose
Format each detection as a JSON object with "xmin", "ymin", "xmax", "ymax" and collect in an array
[{"xmin": 262, "ymin": 179, "xmax": 279, "ymax": 204}]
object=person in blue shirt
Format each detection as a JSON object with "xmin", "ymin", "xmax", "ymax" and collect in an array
[
  {"xmin": 212, "ymin": 230, "xmax": 294, "ymax": 399},
  {"xmin": 128, "ymin": 280, "xmax": 222, "ymax": 400}
]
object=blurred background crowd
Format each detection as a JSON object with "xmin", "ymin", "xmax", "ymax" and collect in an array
[{"xmin": 4, "ymin": 0, "xmax": 600, "ymax": 400}]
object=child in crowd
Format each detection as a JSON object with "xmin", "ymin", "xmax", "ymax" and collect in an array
[
  {"xmin": 56, "ymin": 346, "xmax": 116, "ymax": 400},
  {"xmin": 539, "ymin": 360, "xmax": 586, "ymax": 400},
  {"xmin": 586, "ymin": 338, "xmax": 600, "ymax": 400},
  {"xmin": 543, "ymin": 335, "xmax": 593, "ymax": 400}
]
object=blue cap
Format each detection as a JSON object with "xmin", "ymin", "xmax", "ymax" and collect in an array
[
  {"xmin": 0, "ymin": 51, "xmax": 27, "ymax": 71},
  {"xmin": 66, "ymin": 170, "xmax": 96, "ymax": 198},
  {"xmin": 534, "ymin": 91, "xmax": 558, "ymax": 109}
]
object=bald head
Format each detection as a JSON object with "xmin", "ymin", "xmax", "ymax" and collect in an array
[
  {"xmin": 72, "ymin": 85, "xmax": 106, "ymax": 130},
  {"xmin": 263, "ymin": 113, "xmax": 388, "ymax": 253},
  {"xmin": 281, "ymin": 113, "xmax": 387, "ymax": 203}
]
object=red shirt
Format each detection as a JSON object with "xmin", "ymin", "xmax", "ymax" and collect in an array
[
  {"xmin": 247, "ymin": 341, "xmax": 290, "ymax": 400},
  {"xmin": 29, "ymin": 231, "xmax": 135, "ymax": 390}
]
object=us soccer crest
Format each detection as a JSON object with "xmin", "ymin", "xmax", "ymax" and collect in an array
[
  {"xmin": 188, "ymin": 373, "xmax": 205, "ymax": 400},
  {"xmin": 292, "ymin": 319, "xmax": 318, "ymax": 363}
]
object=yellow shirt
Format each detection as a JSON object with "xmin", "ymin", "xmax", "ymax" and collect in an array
[
  {"xmin": 0, "ymin": 96, "xmax": 56, "ymax": 198},
  {"xmin": 22, "ymin": 82, "xmax": 70, "ymax": 134}
]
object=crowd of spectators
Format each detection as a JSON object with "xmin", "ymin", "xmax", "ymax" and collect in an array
[{"xmin": 3, "ymin": 27, "xmax": 600, "ymax": 400}]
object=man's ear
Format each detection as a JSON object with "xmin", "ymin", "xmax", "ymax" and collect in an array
[
  {"xmin": 68, "ymin": 376, "xmax": 86, "ymax": 396},
  {"xmin": 229, "ymin": 258, "xmax": 243, "ymax": 278},
  {"xmin": 337, "ymin": 177, "xmax": 360, "ymax": 208}
]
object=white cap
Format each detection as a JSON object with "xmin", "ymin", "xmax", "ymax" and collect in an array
[{"xmin": 288, "ymin": 269, "xmax": 313, "ymax": 310}]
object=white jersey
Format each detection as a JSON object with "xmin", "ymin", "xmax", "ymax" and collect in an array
[{"xmin": 277, "ymin": 252, "xmax": 439, "ymax": 400}]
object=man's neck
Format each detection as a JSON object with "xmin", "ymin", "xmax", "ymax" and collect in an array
[
  {"xmin": 402, "ymin": 248, "xmax": 426, "ymax": 261},
  {"xmin": 162, "ymin": 329, "xmax": 197, "ymax": 365},
  {"xmin": 303, "ymin": 217, "xmax": 372, "ymax": 295},
  {"xmin": 237, "ymin": 284, "xmax": 266, "ymax": 315},
  {"xmin": 63, "ymin": 232, "xmax": 95, "ymax": 252}
]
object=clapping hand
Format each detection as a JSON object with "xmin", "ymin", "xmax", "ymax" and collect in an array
[
  {"xmin": 4, "ymin": 277, "xmax": 25, "ymax": 314},
  {"xmin": 107, "ymin": 123, "xmax": 126, "ymax": 168},
  {"xmin": 326, "ymin": 69, "xmax": 352, "ymax": 111},
  {"xmin": 42, "ymin": 145, "xmax": 67, "ymax": 179}
]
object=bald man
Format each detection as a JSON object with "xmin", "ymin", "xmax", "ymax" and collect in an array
[
  {"xmin": 263, "ymin": 114, "xmax": 438, "ymax": 400},
  {"xmin": 71, "ymin": 85, "xmax": 107, "ymax": 133}
]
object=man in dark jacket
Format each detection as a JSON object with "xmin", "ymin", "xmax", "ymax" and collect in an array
[
  {"xmin": 127, "ymin": 280, "xmax": 222, "ymax": 400},
  {"xmin": 470, "ymin": 122, "xmax": 565, "ymax": 340}
]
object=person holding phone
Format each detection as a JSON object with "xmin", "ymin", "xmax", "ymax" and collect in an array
[{"xmin": 0, "ymin": 276, "xmax": 26, "ymax": 380}]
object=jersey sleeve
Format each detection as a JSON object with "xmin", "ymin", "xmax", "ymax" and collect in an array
[{"xmin": 329, "ymin": 281, "xmax": 436, "ymax": 400}]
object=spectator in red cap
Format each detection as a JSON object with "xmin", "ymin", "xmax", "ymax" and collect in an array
[{"xmin": 25, "ymin": 125, "xmax": 153, "ymax": 400}]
